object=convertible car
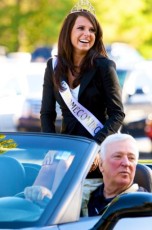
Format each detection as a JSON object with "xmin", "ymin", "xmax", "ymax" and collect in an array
[{"xmin": 0, "ymin": 132, "xmax": 152, "ymax": 230}]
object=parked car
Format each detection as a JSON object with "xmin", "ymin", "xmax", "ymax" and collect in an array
[
  {"xmin": 106, "ymin": 42, "xmax": 144, "ymax": 69},
  {"xmin": 0, "ymin": 61, "xmax": 51, "ymax": 133},
  {"xmin": 13, "ymin": 62, "xmax": 62, "ymax": 132},
  {"xmin": 0, "ymin": 132, "xmax": 152, "ymax": 230},
  {"xmin": 121, "ymin": 60, "xmax": 152, "ymax": 137},
  {"xmin": 31, "ymin": 46, "xmax": 52, "ymax": 62},
  {"xmin": 0, "ymin": 62, "xmax": 30, "ymax": 131}
]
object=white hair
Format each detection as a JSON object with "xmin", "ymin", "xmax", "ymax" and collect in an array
[{"xmin": 100, "ymin": 133, "xmax": 139, "ymax": 161}]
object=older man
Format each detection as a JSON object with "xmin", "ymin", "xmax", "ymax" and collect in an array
[{"xmin": 87, "ymin": 133, "xmax": 146, "ymax": 216}]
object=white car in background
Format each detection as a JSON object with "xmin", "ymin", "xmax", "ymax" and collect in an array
[
  {"xmin": 13, "ymin": 58, "xmax": 62, "ymax": 132},
  {"xmin": 121, "ymin": 60, "xmax": 152, "ymax": 138},
  {"xmin": 106, "ymin": 42, "xmax": 144, "ymax": 68},
  {"xmin": 0, "ymin": 62, "xmax": 29, "ymax": 131},
  {"xmin": 0, "ymin": 61, "xmax": 46, "ymax": 132},
  {"xmin": 13, "ymin": 62, "xmax": 47, "ymax": 132}
]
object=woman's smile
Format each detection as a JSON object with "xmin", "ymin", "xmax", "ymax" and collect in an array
[{"xmin": 71, "ymin": 16, "xmax": 95, "ymax": 53}]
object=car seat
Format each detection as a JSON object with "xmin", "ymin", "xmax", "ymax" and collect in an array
[
  {"xmin": 23, "ymin": 163, "xmax": 41, "ymax": 187},
  {"xmin": 134, "ymin": 163, "xmax": 152, "ymax": 192},
  {"xmin": 0, "ymin": 155, "xmax": 26, "ymax": 197}
]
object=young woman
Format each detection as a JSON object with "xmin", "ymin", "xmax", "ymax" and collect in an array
[{"xmin": 40, "ymin": 2, "xmax": 125, "ymax": 149}]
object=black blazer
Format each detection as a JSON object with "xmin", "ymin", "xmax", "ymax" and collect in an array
[{"xmin": 40, "ymin": 55, "xmax": 125, "ymax": 144}]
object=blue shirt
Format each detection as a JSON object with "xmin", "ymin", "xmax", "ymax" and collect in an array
[{"xmin": 88, "ymin": 183, "xmax": 146, "ymax": 216}]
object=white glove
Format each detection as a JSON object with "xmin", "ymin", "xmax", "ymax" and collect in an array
[{"xmin": 24, "ymin": 185, "xmax": 53, "ymax": 202}]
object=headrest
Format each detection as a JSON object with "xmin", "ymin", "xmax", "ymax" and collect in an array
[
  {"xmin": 0, "ymin": 156, "xmax": 26, "ymax": 196},
  {"xmin": 134, "ymin": 164, "xmax": 152, "ymax": 192}
]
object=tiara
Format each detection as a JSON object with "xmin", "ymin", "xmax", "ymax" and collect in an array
[{"xmin": 70, "ymin": 0, "xmax": 96, "ymax": 16}]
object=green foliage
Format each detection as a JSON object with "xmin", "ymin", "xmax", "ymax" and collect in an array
[
  {"xmin": 0, "ymin": 0, "xmax": 151, "ymax": 58},
  {"xmin": 0, "ymin": 134, "xmax": 17, "ymax": 154}
]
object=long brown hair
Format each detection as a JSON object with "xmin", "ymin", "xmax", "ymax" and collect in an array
[{"xmin": 53, "ymin": 10, "xmax": 108, "ymax": 89}]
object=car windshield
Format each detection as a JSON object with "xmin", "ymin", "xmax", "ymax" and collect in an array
[{"xmin": 0, "ymin": 132, "xmax": 99, "ymax": 228}]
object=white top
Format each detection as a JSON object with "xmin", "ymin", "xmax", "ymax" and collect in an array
[{"xmin": 70, "ymin": 85, "xmax": 80, "ymax": 100}]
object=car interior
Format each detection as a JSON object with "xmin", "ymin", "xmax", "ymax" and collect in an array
[
  {"xmin": 0, "ymin": 152, "xmax": 74, "ymax": 198},
  {"xmin": 0, "ymin": 155, "xmax": 152, "ymax": 211}
]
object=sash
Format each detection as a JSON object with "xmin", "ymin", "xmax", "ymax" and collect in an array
[
  {"xmin": 59, "ymin": 81, "xmax": 103, "ymax": 137},
  {"xmin": 51, "ymin": 57, "xmax": 104, "ymax": 137}
]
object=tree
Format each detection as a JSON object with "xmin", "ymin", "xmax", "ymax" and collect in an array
[
  {"xmin": 0, "ymin": 0, "xmax": 151, "ymax": 58},
  {"xmin": 94, "ymin": 0, "xmax": 152, "ymax": 58},
  {"xmin": 0, "ymin": 134, "xmax": 17, "ymax": 154}
]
